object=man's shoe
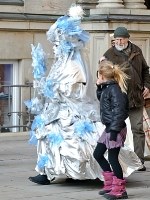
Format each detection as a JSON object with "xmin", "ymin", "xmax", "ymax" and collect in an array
[
  {"xmin": 138, "ymin": 165, "xmax": 146, "ymax": 171},
  {"xmin": 29, "ymin": 174, "xmax": 50, "ymax": 185}
]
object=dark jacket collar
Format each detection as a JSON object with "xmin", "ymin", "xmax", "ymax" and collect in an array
[{"xmin": 100, "ymin": 79, "xmax": 117, "ymax": 89}]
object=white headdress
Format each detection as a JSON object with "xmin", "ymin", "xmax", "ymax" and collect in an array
[{"xmin": 47, "ymin": 4, "xmax": 89, "ymax": 54}]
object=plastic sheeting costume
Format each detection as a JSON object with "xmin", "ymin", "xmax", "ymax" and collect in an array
[{"xmin": 25, "ymin": 5, "xmax": 143, "ymax": 184}]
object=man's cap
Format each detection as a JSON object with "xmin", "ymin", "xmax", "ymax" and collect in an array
[{"xmin": 114, "ymin": 27, "xmax": 130, "ymax": 38}]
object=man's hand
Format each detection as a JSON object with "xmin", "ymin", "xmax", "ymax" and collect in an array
[
  {"xmin": 143, "ymin": 87, "xmax": 150, "ymax": 98},
  {"xmin": 98, "ymin": 56, "xmax": 106, "ymax": 64}
]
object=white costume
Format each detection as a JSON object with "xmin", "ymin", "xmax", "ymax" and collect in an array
[{"xmin": 25, "ymin": 5, "xmax": 142, "ymax": 183}]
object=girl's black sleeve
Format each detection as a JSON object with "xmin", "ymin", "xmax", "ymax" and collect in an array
[{"xmin": 96, "ymin": 85, "xmax": 102, "ymax": 100}]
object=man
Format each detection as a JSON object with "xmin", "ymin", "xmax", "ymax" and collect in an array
[{"xmin": 100, "ymin": 26, "xmax": 150, "ymax": 171}]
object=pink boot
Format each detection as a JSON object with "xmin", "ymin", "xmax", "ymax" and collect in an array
[
  {"xmin": 104, "ymin": 176, "xmax": 128, "ymax": 199},
  {"xmin": 99, "ymin": 171, "xmax": 114, "ymax": 195}
]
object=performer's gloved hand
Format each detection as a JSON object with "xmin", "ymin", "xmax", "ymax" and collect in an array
[{"xmin": 110, "ymin": 131, "xmax": 119, "ymax": 141}]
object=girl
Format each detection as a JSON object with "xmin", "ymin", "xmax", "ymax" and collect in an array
[{"xmin": 93, "ymin": 60, "xmax": 129, "ymax": 200}]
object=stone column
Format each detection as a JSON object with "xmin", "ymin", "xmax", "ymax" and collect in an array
[
  {"xmin": 77, "ymin": 0, "xmax": 98, "ymax": 14},
  {"xmin": 123, "ymin": 0, "xmax": 147, "ymax": 9},
  {"xmin": 96, "ymin": 0, "xmax": 124, "ymax": 8},
  {"xmin": 77, "ymin": 0, "xmax": 98, "ymax": 10}
]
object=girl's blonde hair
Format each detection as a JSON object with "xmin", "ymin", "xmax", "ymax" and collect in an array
[{"xmin": 98, "ymin": 60, "xmax": 129, "ymax": 93}]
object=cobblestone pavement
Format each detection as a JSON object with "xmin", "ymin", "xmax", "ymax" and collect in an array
[{"xmin": 0, "ymin": 132, "xmax": 150, "ymax": 200}]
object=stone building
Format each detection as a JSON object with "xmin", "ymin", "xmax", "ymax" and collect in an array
[{"xmin": 0, "ymin": 0, "xmax": 150, "ymax": 132}]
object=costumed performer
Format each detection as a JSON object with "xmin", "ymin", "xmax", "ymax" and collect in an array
[{"xmin": 24, "ymin": 5, "xmax": 142, "ymax": 185}]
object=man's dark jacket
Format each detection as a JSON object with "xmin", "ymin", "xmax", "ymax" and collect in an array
[{"xmin": 103, "ymin": 42, "xmax": 150, "ymax": 108}]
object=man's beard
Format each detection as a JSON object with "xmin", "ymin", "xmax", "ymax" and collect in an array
[{"xmin": 115, "ymin": 43, "xmax": 128, "ymax": 51}]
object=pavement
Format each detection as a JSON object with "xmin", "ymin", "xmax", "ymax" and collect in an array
[{"xmin": 0, "ymin": 132, "xmax": 150, "ymax": 200}]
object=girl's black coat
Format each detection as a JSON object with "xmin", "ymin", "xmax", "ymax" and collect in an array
[{"xmin": 97, "ymin": 80, "xmax": 129, "ymax": 139}]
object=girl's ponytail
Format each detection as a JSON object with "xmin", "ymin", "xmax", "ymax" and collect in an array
[
  {"xmin": 113, "ymin": 65, "xmax": 129, "ymax": 93},
  {"xmin": 98, "ymin": 60, "xmax": 129, "ymax": 93}
]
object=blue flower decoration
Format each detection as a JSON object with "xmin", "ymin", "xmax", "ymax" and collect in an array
[
  {"xmin": 37, "ymin": 154, "xmax": 49, "ymax": 169},
  {"xmin": 28, "ymin": 131, "xmax": 38, "ymax": 145},
  {"xmin": 47, "ymin": 132, "xmax": 63, "ymax": 147},
  {"xmin": 31, "ymin": 43, "xmax": 48, "ymax": 79},
  {"xmin": 74, "ymin": 120, "xmax": 94, "ymax": 138},
  {"xmin": 43, "ymin": 79, "xmax": 54, "ymax": 98},
  {"xmin": 24, "ymin": 99, "xmax": 32, "ymax": 109},
  {"xmin": 31, "ymin": 115, "xmax": 45, "ymax": 130}
]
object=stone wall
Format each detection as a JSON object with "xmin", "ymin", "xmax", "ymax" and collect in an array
[{"xmin": 0, "ymin": 0, "xmax": 76, "ymax": 14}]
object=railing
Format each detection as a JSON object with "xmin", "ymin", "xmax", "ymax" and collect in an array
[{"xmin": 0, "ymin": 83, "xmax": 33, "ymax": 133}]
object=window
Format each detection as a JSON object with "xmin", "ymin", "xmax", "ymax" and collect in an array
[
  {"xmin": 145, "ymin": 0, "xmax": 150, "ymax": 9},
  {"xmin": 0, "ymin": 61, "xmax": 19, "ymax": 132}
]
